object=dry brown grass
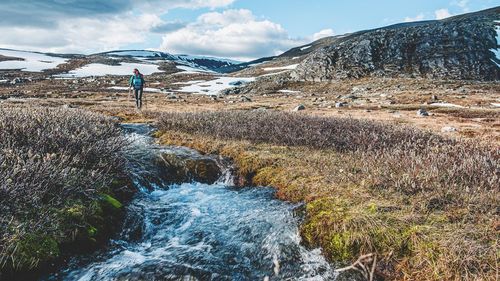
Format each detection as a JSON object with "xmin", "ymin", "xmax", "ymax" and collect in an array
[{"xmin": 157, "ymin": 110, "xmax": 499, "ymax": 281}]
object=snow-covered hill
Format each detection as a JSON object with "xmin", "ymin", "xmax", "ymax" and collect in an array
[
  {"xmin": 0, "ymin": 49, "xmax": 68, "ymax": 72},
  {"xmin": 98, "ymin": 50, "xmax": 242, "ymax": 73},
  {"xmin": 0, "ymin": 48, "xmax": 246, "ymax": 77}
]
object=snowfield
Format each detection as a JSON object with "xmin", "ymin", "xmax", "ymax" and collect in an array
[
  {"xmin": 108, "ymin": 86, "xmax": 169, "ymax": 93},
  {"xmin": 175, "ymin": 65, "xmax": 214, "ymax": 74},
  {"xmin": 0, "ymin": 49, "xmax": 67, "ymax": 72},
  {"xmin": 429, "ymin": 102, "xmax": 465, "ymax": 108},
  {"xmin": 263, "ymin": 64, "xmax": 299, "ymax": 71},
  {"xmin": 56, "ymin": 62, "xmax": 162, "ymax": 77},
  {"xmin": 107, "ymin": 50, "xmax": 164, "ymax": 57},
  {"xmin": 175, "ymin": 77, "xmax": 255, "ymax": 95}
]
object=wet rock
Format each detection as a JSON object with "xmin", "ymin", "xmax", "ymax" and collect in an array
[{"xmin": 158, "ymin": 152, "xmax": 222, "ymax": 184}]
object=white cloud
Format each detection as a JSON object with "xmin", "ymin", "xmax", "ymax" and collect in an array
[
  {"xmin": 312, "ymin": 29, "xmax": 335, "ymax": 41},
  {"xmin": 404, "ymin": 13, "xmax": 425, "ymax": 22},
  {"xmin": 435, "ymin": 9, "xmax": 452, "ymax": 20},
  {"xmin": 0, "ymin": 0, "xmax": 235, "ymax": 53},
  {"xmin": 160, "ymin": 9, "xmax": 306, "ymax": 61},
  {"xmin": 453, "ymin": 0, "xmax": 470, "ymax": 12},
  {"xmin": 0, "ymin": 13, "xmax": 164, "ymax": 53}
]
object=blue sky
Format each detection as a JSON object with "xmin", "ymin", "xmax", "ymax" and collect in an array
[{"xmin": 0, "ymin": 0, "xmax": 498, "ymax": 60}]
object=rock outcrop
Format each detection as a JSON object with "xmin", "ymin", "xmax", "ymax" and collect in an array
[
  {"xmin": 158, "ymin": 151, "xmax": 222, "ymax": 185},
  {"xmin": 291, "ymin": 7, "xmax": 500, "ymax": 81}
]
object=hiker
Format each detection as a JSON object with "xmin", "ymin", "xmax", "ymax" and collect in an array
[{"xmin": 129, "ymin": 68, "xmax": 145, "ymax": 109}]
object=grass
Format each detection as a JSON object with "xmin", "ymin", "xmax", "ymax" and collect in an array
[
  {"xmin": 157, "ymin": 110, "xmax": 499, "ymax": 280},
  {"xmin": 0, "ymin": 107, "xmax": 131, "ymax": 276}
]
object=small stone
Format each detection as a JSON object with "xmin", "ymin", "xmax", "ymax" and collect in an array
[
  {"xmin": 335, "ymin": 102, "xmax": 347, "ymax": 108},
  {"xmin": 293, "ymin": 104, "xmax": 306, "ymax": 111},
  {"xmin": 241, "ymin": 96, "xmax": 252, "ymax": 102},
  {"xmin": 432, "ymin": 95, "xmax": 439, "ymax": 101},
  {"xmin": 441, "ymin": 126, "xmax": 457, "ymax": 133},
  {"xmin": 417, "ymin": 108, "xmax": 429, "ymax": 117}
]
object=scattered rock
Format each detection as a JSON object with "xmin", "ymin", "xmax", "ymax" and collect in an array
[
  {"xmin": 417, "ymin": 108, "xmax": 429, "ymax": 117},
  {"xmin": 335, "ymin": 102, "xmax": 347, "ymax": 108},
  {"xmin": 293, "ymin": 104, "xmax": 306, "ymax": 111},
  {"xmin": 240, "ymin": 96, "xmax": 252, "ymax": 102}
]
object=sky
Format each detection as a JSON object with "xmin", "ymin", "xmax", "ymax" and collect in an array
[{"xmin": 0, "ymin": 0, "xmax": 498, "ymax": 61}]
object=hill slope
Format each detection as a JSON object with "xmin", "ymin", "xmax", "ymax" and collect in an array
[{"xmin": 289, "ymin": 7, "xmax": 500, "ymax": 81}]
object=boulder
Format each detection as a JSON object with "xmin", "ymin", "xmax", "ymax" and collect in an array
[{"xmin": 158, "ymin": 152, "xmax": 221, "ymax": 184}]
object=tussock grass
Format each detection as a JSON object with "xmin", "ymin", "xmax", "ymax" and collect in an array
[
  {"xmin": 0, "ymin": 107, "xmax": 128, "ymax": 273},
  {"xmin": 157, "ymin": 110, "xmax": 499, "ymax": 280}
]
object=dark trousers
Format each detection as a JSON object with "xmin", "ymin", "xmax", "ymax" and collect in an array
[{"xmin": 134, "ymin": 88, "xmax": 143, "ymax": 109}]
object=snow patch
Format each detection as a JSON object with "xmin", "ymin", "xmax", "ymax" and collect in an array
[
  {"xmin": 429, "ymin": 102, "xmax": 464, "ymax": 108},
  {"xmin": 300, "ymin": 45, "xmax": 312, "ymax": 51},
  {"xmin": 107, "ymin": 50, "xmax": 163, "ymax": 57},
  {"xmin": 108, "ymin": 86, "xmax": 166, "ymax": 93},
  {"xmin": 0, "ymin": 49, "xmax": 67, "ymax": 72},
  {"xmin": 175, "ymin": 65, "xmax": 215, "ymax": 74},
  {"xmin": 490, "ymin": 21, "xmax": 500, "ymax": 67},
  {"xmin": 175, "ymin": 77, "xmax": 255, "ymax": 95},
  {"xmin": 263, "ymin": 64, "xmax": 299, "ymax": 71},
  {"xmin": 491, "ymin": 103, "xmax": 500, "ymax": 107},
  {"xmin": 56, "ymin": 62, "xmax": 162, "ymax": 77},
  {"xmin": 278, "ymin": 90, "xmax": 301, "ymax": 94}
]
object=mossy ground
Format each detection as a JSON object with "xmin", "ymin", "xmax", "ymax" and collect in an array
[{"xmin": 155, "ymin": 130, "xmax": 498, "ymax": 281}]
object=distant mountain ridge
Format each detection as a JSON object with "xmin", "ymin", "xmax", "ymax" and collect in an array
[{"xmin": 97, "ymin": 50, "xmax": 242, "ymax": 72}]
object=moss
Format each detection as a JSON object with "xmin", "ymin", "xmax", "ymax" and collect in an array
[
  {"xmin": 87, "ymin": 226, "xmax": 98, "ymax": 237},
  {"xmin": 11, "ymin": 234, "xmax": 60, "ymax": 270},
  {"xmin": 100, "ymin": 193, "xmax": 123, "ymax": 209}
]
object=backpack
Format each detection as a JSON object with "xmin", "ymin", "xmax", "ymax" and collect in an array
[{"xmin": 132, "ymin": 74, "xmax": 144, "ymax": 89}]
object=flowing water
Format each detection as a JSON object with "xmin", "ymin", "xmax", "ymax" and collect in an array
[{"xmin": 46, "ymin": 124, "xmax": 336, "ymax": 281}]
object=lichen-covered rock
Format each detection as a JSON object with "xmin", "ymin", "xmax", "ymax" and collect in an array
[{"xmin": 291, "ymin": 8, "xmax": 500, "ymax": 81}]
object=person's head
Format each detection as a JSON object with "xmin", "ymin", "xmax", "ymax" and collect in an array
[{"xmin": 133, "ymin": 68, "xmax": 139, "ymax": 75}]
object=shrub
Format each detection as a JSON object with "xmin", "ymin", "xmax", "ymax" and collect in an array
[
  {"xmin": 157, "ymin": 110, "xmax": 499, "ymax": 280},
  {"xmin": 0, "ymin": 107, "xmax": 127, "ymax": 271}
]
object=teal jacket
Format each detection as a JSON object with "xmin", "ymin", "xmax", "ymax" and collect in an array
[{"xmin": 129, "ymin": 74, "xmax": 145, "ymax": 89}]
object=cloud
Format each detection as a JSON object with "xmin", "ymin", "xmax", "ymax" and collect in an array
[
  {"xmin": 453, "ymin": 0, "xmax": 470, "ymax": 12},
  {"xmin": 404, "ymin": 13, "xmax": 425, "ymax": 22},
  {"xmin": 160, "ymin": 9, "xmax": 306, "ymax": 61},
  {"xmin": 0, "ymin": 0, "xmax": 235, "ymax": 53},
  {"xmin": 435, "ymin": 8, "xmax": 452, "ymax": 20},
  {"xmin": 312, "ymin": 29, "xmax": 335, "ymax": 41},
  {"xmin": 150, "ymin": 21, "xmax": 187, "ymax": 34}
]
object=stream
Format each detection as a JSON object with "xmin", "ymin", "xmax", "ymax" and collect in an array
[{"xmin": 45, "ymin": 124, "xmax": 337, "ymax": 281}]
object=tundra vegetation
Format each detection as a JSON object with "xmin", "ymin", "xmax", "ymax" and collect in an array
[
  {"xmin": 0, "ymin": 107, "xmax": 130, "ymax": 277},
  {"xmin": 157, "ymin": 110, "xmax": 499, "ymax": 280}
]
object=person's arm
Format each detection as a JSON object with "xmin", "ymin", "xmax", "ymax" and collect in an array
[{"xmin": 129, "ymin": 76, "xmax": 133, "ymax": 88}]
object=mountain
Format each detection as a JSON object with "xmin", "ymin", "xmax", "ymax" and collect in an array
[
  {"xmin": 98, "ymin": 50, "xmax": 241, "ymax": 73},
  {"xmin": 287, "ymin": 7, "xmax": 500, "ymax": 81}
]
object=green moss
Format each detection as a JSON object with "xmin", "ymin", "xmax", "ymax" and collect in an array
[
  {"xmin": 87, "ymin": 226, "xmax": 98, "ymax": 237},
  {"xmin": 12, "ymin": 234, "xmax": 59, "ymax": 270},
  {"xmin": 100, "ymin": 193, "xmax": 123, "ymax": 209}
]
